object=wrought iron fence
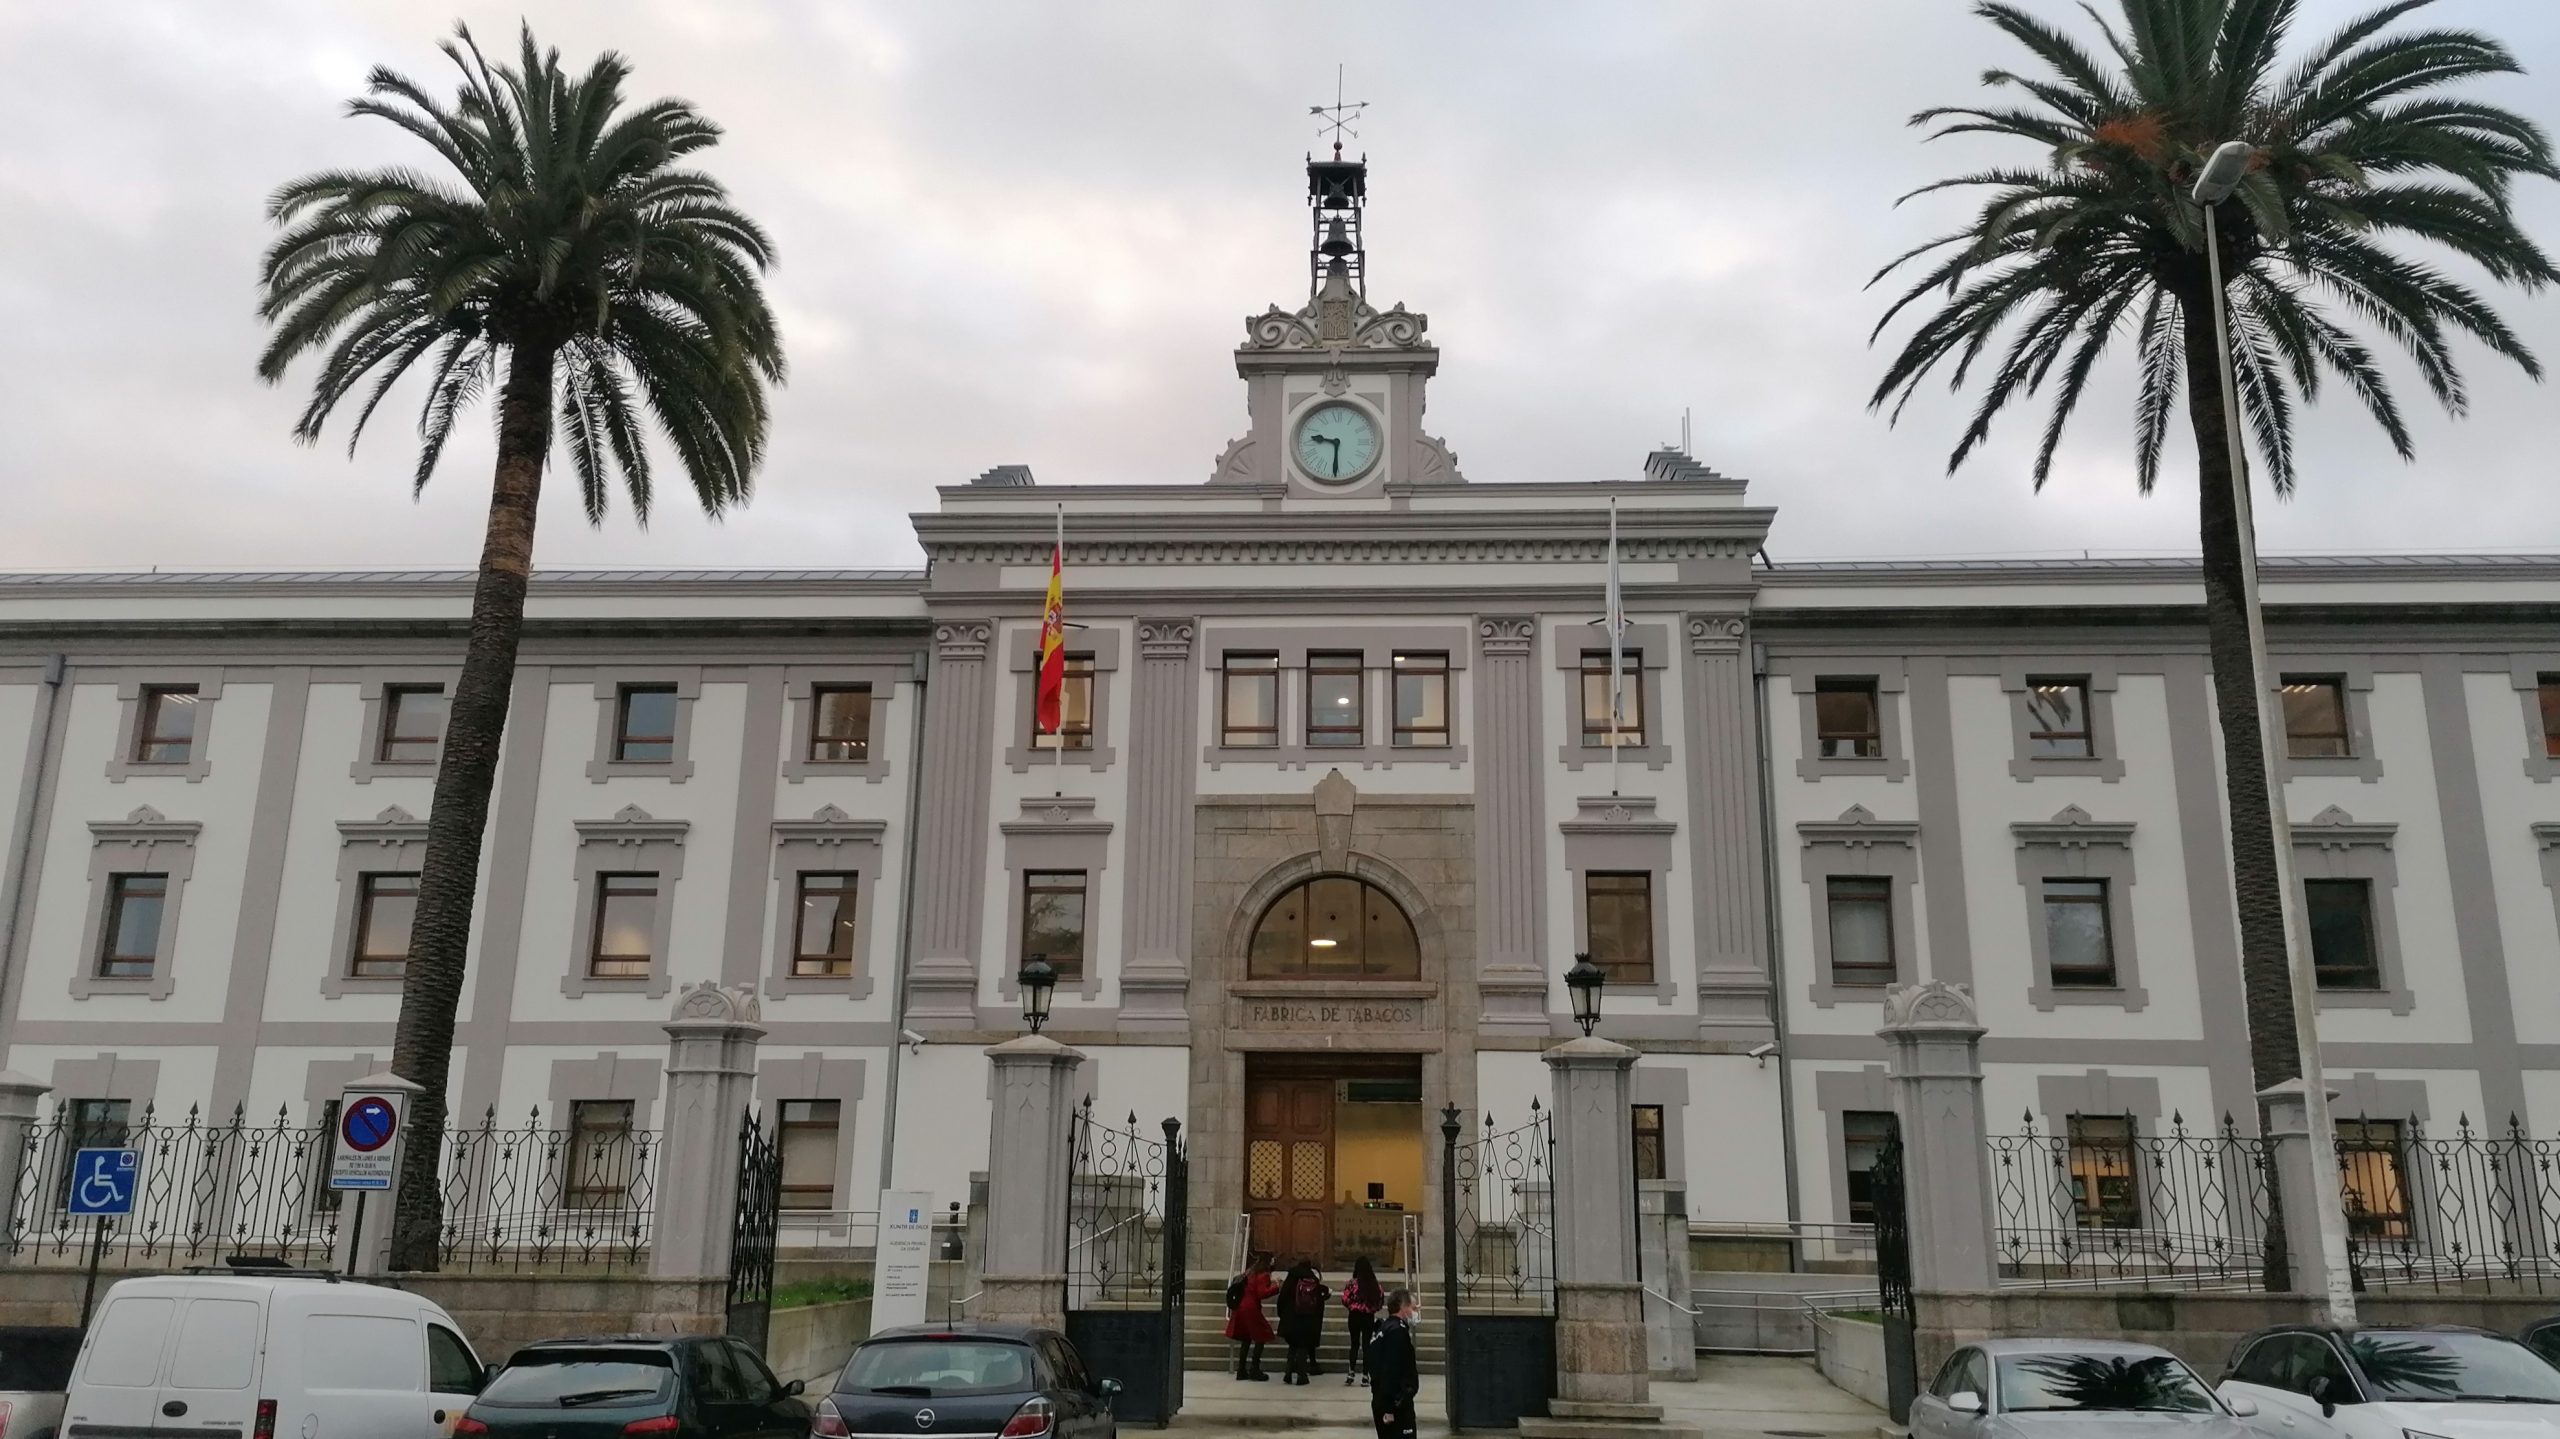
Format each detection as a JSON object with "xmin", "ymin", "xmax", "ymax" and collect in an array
[
  {"xmin": 2337, "ymin": 1112, "xmax": 2560, "ymax": 1293},
  {"xmin": 1989, "ymin": 1111, "xmax": 2272, "ymax": 1290},
  {"xmin": 1063, "ymin": 1101, "xmax": 1177, "ymax": 1309},
  {"xmin": 434, "ymin": 1105, "xmax": 659, "ymax": 1273},
  {"xmin": 5, "ymin": 1102, "xmax": 340, "ymax": 1267},
  {"xmin": 1448, "ymin": 1101, "xmax": 1558, "ymax": 1311}
]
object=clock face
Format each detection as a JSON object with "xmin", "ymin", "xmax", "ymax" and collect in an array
[{"xmin": 1294, "ymin": 402, "xmax": 1380, "ymax": 481}]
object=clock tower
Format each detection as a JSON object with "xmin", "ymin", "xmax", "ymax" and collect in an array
[{"xmin": 1209, "ymin": 139, "xmax": 1464, "ymax": 494}]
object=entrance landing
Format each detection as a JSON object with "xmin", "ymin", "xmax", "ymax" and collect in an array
[{"xmin": 1173, "ymin": 1357, "xmax": 1884, "ymax": 1437}]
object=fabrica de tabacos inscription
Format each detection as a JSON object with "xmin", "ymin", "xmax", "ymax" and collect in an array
[{"xmin": 1243, "ymin": 999, "xmax": 1422, "ymax": 1029}]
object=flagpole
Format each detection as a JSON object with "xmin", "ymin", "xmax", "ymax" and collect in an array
[
  {"xmin": 1607, "ymin": 497, "xmax": 1622, "ymax": 799},
  {"xmin": 1052, "ymin": 503, "xmax": 1066, "ymax": 795}
]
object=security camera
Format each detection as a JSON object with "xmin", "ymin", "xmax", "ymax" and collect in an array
[
  {"xmin": 900, "ymin": 1028, "xmax": 927, "ymax": 1053},
  {"xmin": 1747, "ymin": 1041, "xmax": 1779, "ymax": 1068}
]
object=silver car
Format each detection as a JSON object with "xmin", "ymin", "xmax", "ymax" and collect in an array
[{"xmin": 1910, "ymin": 1338, "xmax": 2259, "ymax": 1439}]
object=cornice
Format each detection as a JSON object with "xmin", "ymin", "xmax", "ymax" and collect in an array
[
  {"xmin": 2011, "ymin": 805, "xmax": 2135, "ymax": 850},
  {"xmin": 1796, "ymin": 804, "xmax": 1920, "ymax": 848}
]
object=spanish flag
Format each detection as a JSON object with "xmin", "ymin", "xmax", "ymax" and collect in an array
[{"xmin": 1034, "ymin": 507, "xmax": 1067, "ymax": 736}]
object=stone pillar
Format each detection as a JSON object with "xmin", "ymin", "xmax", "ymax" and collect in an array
[
  {"xmin": 0, "ymin": 1072, "xmax": 48, "ymax": 1266},
  {"xmin": 1118, "ymin": 618, "xmax": 1197, "ymax": 1030},
  {"xmin": 331, "ymin": 1071, "xmax": 421, "ymax": 1277},
  {"xmin": 1878, "ymin": 981, "xmax": 1998, "ymax": 1292},
  {"xmin": 978, "ymin": 1034, "xmax": 1086, "ymax": 1328},
  {"xmin": 1638, "ymin": 1181, "xmax": 1696, "ymax": 1380},
  {"xmin": 2260, "ymin": 1080, "xmax": 2336, "ymax": 1295},
  {"xmin": 1473, "ymin": 616, "xmax": 1551, "ymax": 1033},
  {"xmin": 651, "ymin": 983, "xmax": 766, "ymax": 1281},
  {"xmin": 1546, "ymin": 1037, "xmax": 1650, "ymax": 1408},
  {"xmin": 1683, "ymin": 615, "xmax": 1776, "ymax": 1042},
  {"xmin": 906, "ymin": 620, "xmax": 997, "ymax": 1029}
]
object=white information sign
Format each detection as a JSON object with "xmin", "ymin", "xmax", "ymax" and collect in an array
[
  {"xmin": 870, "ymin": 1189, "xmax": 936, "ymax": 1333},
  {"xmin": 330, "ymin": 1090, "xmax": 409, "ymax": 1191}
]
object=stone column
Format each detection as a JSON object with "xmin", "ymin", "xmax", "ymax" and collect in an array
[
  {"xmin": 0, "ymin": 1072, "xmax": 48, "ymax": 1266},
  {"xmin": 330, "ymin": 1071, "xmax": 420, "ymax": 1277},
  {"xmin": 1546, "ymin": 1037, "xmax": 1651, "ymax": 1409},
  {"xmin": 1474, "ymin": 616, "xmax": 1551, "ymax": 1033},
  {"xmin": 2259, "ymin": 1080, "xmax": 2336, "ymax": 1295},
  {"xmin": 1683, "ymin": 615, "xmax": 1776, "ymax": 1042},
  {"xmin": 1878, "ymin": 981, "xmax": 1998, "ymax": 1292},
  {"xmin": 651, "ymin": 983, "xmax": 766, "ymax": 1281},
  {"xmin": 1118, "ymin": 618, "xmax": 1197, "ymax": 1030},
  {"xmin": 906, "ymin": 620, "xmax": 997, "ymax": 1029},
  {"xmin": 978, "ymin": 1034, "xmax": 1086, "ymax": 1328}
]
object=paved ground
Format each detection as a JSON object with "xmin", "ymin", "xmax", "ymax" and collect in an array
[{"xmin": 1171, "ymin": 1355, "xmax": 1883, "ymax": 1436}]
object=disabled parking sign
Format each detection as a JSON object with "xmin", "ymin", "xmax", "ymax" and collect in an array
[
  {"xmin": 329, "ymin": 1091, "xmax": 407, "ymax": 1191},
  {"xmin": 67, "ymin": 1148, "xmax": 138, "ymax": 1216}
]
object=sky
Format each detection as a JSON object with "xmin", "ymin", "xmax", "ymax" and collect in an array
[{"xmin": 2, "ymin": 1, "xmax": 2556, "ymax": 573}]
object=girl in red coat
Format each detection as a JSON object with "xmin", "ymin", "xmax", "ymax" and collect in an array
[{"xmin": 1224, "ymin": 1252, "xmax": 1277, "ymax": 1380}]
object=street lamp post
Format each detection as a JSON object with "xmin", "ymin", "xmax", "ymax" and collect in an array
[
  {"xmin": 1017, "ymin": 953, "xmax": 1057, "ymax": 1035},
  {"xmin": 2192, "ymin": 139, "xmax": 2356, "ymax": 1323},
  {"xmin": 1565, "ymin": 953, "xmax": 1606, "ymax": 1038}
]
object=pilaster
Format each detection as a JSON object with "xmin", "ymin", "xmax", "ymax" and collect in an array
[
  {"xmin": 1877, "ymin": 982, "xmax": 1997, "ymax": 1292},
  {"xmin": 1683, "ymin": 615, "xmax": 1775, "ymax": 1041},
  {"xmin": 979, "ymin": 1034, "xmax": 1086, "ymax": 1329},
  {"xmin": 1119, "ymin": 619, "xmax": 1197, "ymax": 1032},
  {"xmin": 1475, "ymin": 616, "xmax": 1551, "ymax": 1032},
  {"xmin": 650, "ymin": 983, "xmax": 766, "ymax": 1280},
  {"xmin": 907, "ymin": 620, "xmax": 997, "ymax": 1028}
]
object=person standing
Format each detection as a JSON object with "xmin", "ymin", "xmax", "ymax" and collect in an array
[
  {"xmin": 1367, "ymin": 1288, "xmax": 1419, "ymax": 1439},
  {"xmin": 1276, "ymin": 1257, "xmax": 1330, "ymax": 1385},
  {"xmin": 1340, "ymin": 1256, "xmax": 1384, "ymax": 1386},
  {"xmin": 1225, "ymin": 1252, "xmax": 1277, "ymax": 1381}
]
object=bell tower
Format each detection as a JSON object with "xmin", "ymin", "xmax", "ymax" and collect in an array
[{"xmin": 1209, "ymin": 93, "xmax": 1464, "ymax": 493}]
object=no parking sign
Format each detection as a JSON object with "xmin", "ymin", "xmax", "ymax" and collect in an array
[{"xmin": 329, "ymin": 1091, "xmax": 407, "ymax": 1191}]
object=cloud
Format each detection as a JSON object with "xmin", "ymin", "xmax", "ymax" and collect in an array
[{"xmin": 1, "ymin": 0, "xmax": 2553, "ymax": 572}]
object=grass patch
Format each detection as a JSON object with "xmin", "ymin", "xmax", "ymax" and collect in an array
[
  {"xmin": 773, "ymin": 1276, "xmax": 873, "ymax": 1310},
  {"xmin": 1824, "ymin": 1309, "xmax": 1885, "ymax": 1324}
]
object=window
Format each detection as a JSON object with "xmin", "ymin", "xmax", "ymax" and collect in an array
[
  {"xmin": 2040, "ymin": 878, "xmax": 2116, "ymax": 988},
  {"xmin": 777, "ymin": 1099, "xmax": 841, "ymax": 1211},
  {"xmin": 1814, "ymin": 679, "xmax": 1882, "ymax": 759},
  {"xmin": 1584, "ymin": 872, "xmax": 1655, "ymax": 984},
  {"xmin": 97, "ymin": 874, "xmax": 168, "ymax": 978},
  {"xmin": 808, "ymin": 685, "xmax": 872, "ymax": 764},
  {"xmin": 1824, "ymin": 877, "xmax": 1895, "ymax": 987},
  {"xmin": 564, "ymin": 1100, "xmax": 636, "ymax": 1209},
  {"xmin": 1391, "ymin": 652, "xmax": 1450, "ymax": 748},
  {"xmin": 1630, "ymin": 1105, "xmax": 1665, "ymax": 1182},
  {"xmin": 2306, "ymin": 878, "xmax": 2381, "ymax": 990},
  {"xmin": 377, "ymin": 685, "xmax": 447, "ymax": 764},
  {"xmin": 2065, "ymin": 1115, "xmax": 2141, "ymax": 1229},
  {"xmin": 614, "ymin": 685, "xmax": 679, "ymax": 763},
  {"xmin": 1221, "ymin": 653, "xmax": 1280, "ymax": 747},
  {"xmin": 1578, "ymin": 650, "xmax": 1646, "ymax": 747},
  {"xmin": 2336, "ymin": 1118, "xmax": 2411, "ymax": 1240},
  {"xmin": 2282, "ymin": 678, "xmax": 2352, "ymax": 758},
  {"xmin": 2025, "ymin": 678, "xmax": 2093, "ymax": 758},
  {"xmin": 1931, "ymin": 1348, "xmax": 1990, "ymax": 1403},
  {"xmin": 1021, "ymin": 871, "xmax": 1088, "ymax": 983},
  {"xmin": 2540, "ymin": 676, "xmax": 2560, "ymax": 760},
  {"xmin": 1030, "ymin": 654, "xmax": 1094, "ymax": 751},
  {"xmin": 1842, "ymin": 1111, "xmax": 1896, "ymax": 1226},
  {"xmin": 427, "ymin": 1325, "xmax": 480, "ymax": 1394},
  {"xmin": 349, "ymin": 872, "xmax": 418, "ymax": 979},
  {"xmin": 1247, "ymin": 875, "xmax": 1421, "ymax": 980},
  {"xmin": 1307, "ymin": 652, "xmax": 1364, "ymax": 747},
  {"xmin": 134, "ymin": 685, "xmax": 200, "ymax": 764},
  {"xmin": 57, "ymin": 1099, "xmax": 133, "ymax": 1208},
  {"xmin": 587, "ymin": 873, "xmax": 659, "ymax": 979},
  {"xmin": 792, "ymin": 874, "xmax": 858, "ymax": 978}
]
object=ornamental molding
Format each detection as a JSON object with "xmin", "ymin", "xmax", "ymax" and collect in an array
[
  {"xmin": 669, "ymin": 979, "xmax": 762, "ymax": 1026},
  {"xmin": 1136, "ymin": 619, "xmax": 1197, "ymax": 660},
  {"xmin": 1797, "ymin": 804, "xmax": 1920, "ymax": 852},
  {"xmin": 1209, "ymin": 436, "xmax": 1256, "ymax": 484},
  {"xmin": 575, "ymin": 805, "xmax": 691, "ymax": 849},
  {"xmin": 925, "ymin": 535, "xmax": 1757, "ymax": 568},
  {"xmin": 771, "ymin": 804, "xmax": 888, "ymax": 848},
  {"xmin": 1561, "ymin": 794, "xmax": 1676, "ymax": 838},
  {"xmin": 1240, "ymin": 295, "xmax": 1432, "ymax": 354},
  {"xmin": 2011, "ymin": 804, "xmax": 2136, "ymax": 851},
  {"xmin": 998, "ymin": 793, "xmax": 1110, "ymax": 840},
  {"xmin": 1412, "ymin": 433, "xmax": 1465, "ymax": 484},
  {"xmin": 2295, "ymin": 805, "xmax": 2397, "ymax": 851},
  {"xmin": 1878, "ymin": 978, "xmax": 1982, "ymax": 1032},
  {"xmin": 90, "ymin": 806, "xmax": 203, "ymax": 845},
  {"xmin": 338, "ymin": 805, "xmax": 429, "ymax": 849},
  {"xmin": 1686, "ymin": 614, "xmax": 1747, "ymax": 655},
  {"xmin": 1476, "ymin": 616, "xmax": 1537, "ymax": 657},
  {"xmin": 933, "ymin": 620, "xmax": 994, "ymax": 661}
]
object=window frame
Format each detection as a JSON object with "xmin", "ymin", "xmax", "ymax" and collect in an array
[
  {"xmin": 1799, "ymin": 807, "xmax": 1919, "ymax": 1007},
  {"xmin": 613, "ymin": 684, "xmax": 681, "ymax": 764},
  {"xmin": 132, "ymin": 685, "xmax": 202, "ymax": 766},
  {"xmin": 96, "ymin": 872, "xmax": 169, "ymax": 980},
  {"xmin": 106, "ymin": 674, "xmax": 225, "ymax": 784},
  {"xmin": 348, "ymin": 871, "xmax": 419, "ymax": 979},
  {"xmin": 2012, "ymin": 807, "xmax": 2147, "ymax": 1011},
  {"xmin": 2335, "ymin": 1118, "xmax": 2414, "ymax": 1241},
  {"xmin": 1823, "ymin": 876, "xmax": 1897, "ymax": 989},
  {"xmin": 1841, "ymin": 1109, "xmax": 1897, "ymax": 1229},
  {"xmin": 376, "ymin": 685, "xmax": 448, "ymax": 766},
  {"xmin": 2039, "ymin": 877, "xmax": 2117, "ymax": 988},
  {"xmin": 1245, "ymin": 874, "xmax": 1423, "ymax": 981},
  {"xmin": 2022, "ymin": 676, "xmax": 2094, "ymax": 759},
  {"xmin": 1305, "ymin": 651, "xmax": 1367, "ymax": 748},
  {"xmin": 586, "ymin": 873, "xmax": 661, "ymax": 981},
  {"xmin": 586, "ymin": 673, "xmax": 701, "ymax": 782},
  {"xmin": 563, "ymin": 808, "xmax": 689, "ymax": 997},
  {"xmin": 2305, "ymin": 877, "xmax": 2383, "ymax": 992},
  {"xmin": 1578, "ymin": 648, "xmax": 1648, "ymax": 749},
  {"xmin": 1812, "ymin": 678, "xmax": 1882, "ymax": 760},
  {"xmin": 790, "ymin": 872, "xmax": 860, "ymax": 978},
  {"xmin": 1020, "ymin": 869, "xmax": 1091, "ymax": 984},
  {"xmin": 806, "ymin": 684, "xmax": 874, "ymax": 765},
  {"xmin": 2281, "ymin": 677, "xmax": 2353, "ymax": 759},
  {"xmin": 1583, "ymin": 871, "xmax": 1656, "ymax": 986},
  {"xmin": 76, "ymin": 809, "xmax": 202, "ymax": 1001},
  {"xmin": 1220, "ymin": 652, "xmax": 1282, "ymax": 748},
  {"xmin": 1028, "ymin": 653, "xmax": 1097, "ymax": 752},
  {"xmin": 563, "ymin": 1099, "xmax": 638, "ymax": 1211},
  {"xmin": 1389, "ymin": 651, "xmax": 1450, "ymax": 748},
  {"xmin": 776, "ymin": 1098, "xmax": 843, "ymax": 1212},
  {"xmin": 1789, "ymin": 663, "xmax": 1911, "ymax": 781},
  {"xmin": 2064, "ymin": 1114, "xmax": 2144, "ymax": 1230},
  {"xmin": 1630, "ymin": 1104, "xmax": 1666, "ymax": 1183}
]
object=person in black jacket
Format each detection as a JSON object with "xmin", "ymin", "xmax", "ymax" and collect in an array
[
  {"xmin": 1366, "ymin": 1288, "xmax": 1419, "ymax": 1439},
  {"xmin": 1275, "ymin": 1257, "xmax": 1329, "ymax": 1385}
]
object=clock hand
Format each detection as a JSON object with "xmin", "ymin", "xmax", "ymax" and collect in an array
[{"xmin": 1318, "ymin": 434, "xmax": 1341, "ymax": 475}]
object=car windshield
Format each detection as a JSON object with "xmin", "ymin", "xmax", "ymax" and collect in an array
[
  {"xmin": 1998, "ymin": 1352, "xmax": 2219, "ymax": 1413},
  {"xmin": 2346, "ymin": 1332, "xmax": 2560, "ymax": 1403},
  {"xmin": 0, "ymin": 1330, "xmax": 80, "ymax": 1390},
  {"xmin": 479, "ymin": 1352, "xmax": 675, "ymax": 1408},
  {"xmin": 840, "ymin": 1339, "xmax": 1035, "ymax": 1398}
]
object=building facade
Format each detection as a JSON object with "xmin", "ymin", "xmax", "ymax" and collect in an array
[{"xmin": 4, "ymin": 154, "xmax": 2560, "ymax": 1269}]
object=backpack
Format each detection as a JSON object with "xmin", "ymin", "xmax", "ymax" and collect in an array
[
  {"xmin": 1226, "ymin": 1273, "xmax": 1248, "ymax": 1310},
  {"xmin": 1291, "ymin": 1275, "xmax": 1327, "ymax": 1314}
]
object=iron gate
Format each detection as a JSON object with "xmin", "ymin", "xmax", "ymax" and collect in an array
[
  {"xmin": 1441, "ymin": 1101, "xmax": 1557, "ymax": 1430},
  {"xmin": 1871, "ymin": 1124, "xmax": 1918, "ymax": 1423},
  {"xmin": 1062, "ymin": 1101, "xmax": 1186, "ymax": 1428},
  {"xmin": 726, "ymin": 1110, "xmax": 782, "ymax": 1355}
]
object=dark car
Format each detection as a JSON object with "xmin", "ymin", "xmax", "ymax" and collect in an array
[
  {"xmin": 2524, "ymin": 1316, "xmax": 2560, "ymax": 1368},
  {"xmin": 455, "ymin": 1334, "xmax": 810, "ymax": 1439},
  {"xmin": 813, "ymin": 1323, "xmax": 1120, "ymax": 1439}
]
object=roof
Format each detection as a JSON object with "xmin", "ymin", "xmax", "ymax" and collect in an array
[{"xmin": 0, "ymin": 568, "xmax": 925, "ymax": 588}]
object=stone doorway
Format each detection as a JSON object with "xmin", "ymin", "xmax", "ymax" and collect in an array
[{"xmin": 1243, "ymin": 1054, "xmax": 1425, "ymax": 1274}]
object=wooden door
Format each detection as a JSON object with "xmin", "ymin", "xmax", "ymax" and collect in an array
[{"xmin": 1244, "ymin": 1076, "xmax": 1333, "ymax": 1265}]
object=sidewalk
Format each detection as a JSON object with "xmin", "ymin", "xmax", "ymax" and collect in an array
[{"xmin": 1171, "ymin": 1356, "xmax": 1883, "ymax": 1437}]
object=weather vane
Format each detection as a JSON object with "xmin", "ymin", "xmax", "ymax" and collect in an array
[{"xmin": 1310, "ymin": 63, "xmax": 1367, "ymax": 157}]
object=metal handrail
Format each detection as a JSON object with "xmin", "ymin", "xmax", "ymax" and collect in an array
[
  {"xmin": 1067, "ymin": 1209, "xmax": 1149, "ymax": 1257},
  {"xmin": 1226, "ymin": 1211, "xmax": 1251, "ymax": 1278},
  {"xmin": 1399, "ymin": 1213, "xmax": 1421, "ymax": 1291},
  {"xmin": 1642, "ymin": 1282, "xmax": 1701, "ymax": 1317}
]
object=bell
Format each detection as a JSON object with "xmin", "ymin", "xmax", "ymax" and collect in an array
[{"xmin": 1319, "ymin": 217, "xmax": 1355, "ymax": 259}]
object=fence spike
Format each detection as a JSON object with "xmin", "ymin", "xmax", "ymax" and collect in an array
[{"xmin": 1126, "ymin": 1110, "xmax": 1138, "ymax": 1129}]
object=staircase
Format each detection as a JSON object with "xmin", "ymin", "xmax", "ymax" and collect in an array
[{"xmin": 1179, "ymin": 1275, "xmax": 1448, "ymax": 1375}]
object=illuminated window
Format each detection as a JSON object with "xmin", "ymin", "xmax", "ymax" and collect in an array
[
  {"xmin": 350, "ymin": 872, "xmax": 418, "ymax": 979},
  {"xmin": 2025, "ymin": 678, "xmax": 2092, "ymax": 758},
  {"xmin": 808, "ymin": 686, "xmax": 871, "ymax": 763},
  {"xmin": 587, "ymin": 874, "xmax": 658, "ymax": 978},
  {"xmin": 2282, "ymin": 678, "xmax": 2351, "ymax": 758},
  {"xmin": 1307, "ymin": 653, "xmax": 1364, "ymax": 747},
  {"xmin": 1248, "ymin": 876, "xmax": 1420, "ymax": 980},
  {"xmin": 2336, "ymin": 1118, "xmax": 2411, "ymax": 1240},
  {"xmin": 2066, "ymin": 1115, "xmax": 2142, "ymax": 1229}
]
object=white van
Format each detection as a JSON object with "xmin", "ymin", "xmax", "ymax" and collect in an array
[{"xmin": 64, "ymin": 1274, "xmax": 486, "ymax": 1439}]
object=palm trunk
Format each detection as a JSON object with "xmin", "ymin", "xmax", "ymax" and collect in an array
[
  {"xmin": 2178, "ymin": 288, "xmax": 2303, "ymax": 1289},
  {"xmin": 388, "ymin": 342, "xmax": 556, "ymax": 1271}
]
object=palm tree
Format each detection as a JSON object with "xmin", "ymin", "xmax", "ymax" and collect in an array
[
  {"xmin": 257, "ymin": 23, "xmax": 784, "ymax": 1268},
  {"xmin": 1870, "ymin": 0, "xmax": 2553, "ymax": 1260}
]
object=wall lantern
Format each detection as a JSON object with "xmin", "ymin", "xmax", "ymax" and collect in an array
[
  {"xmin": 1565, "ymin": 952, "xmax": 1606, "ymax": 1037},
  {"xmin": 1018, "ymin": 953, "xmax": 1058, "ymax": 1034}
]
